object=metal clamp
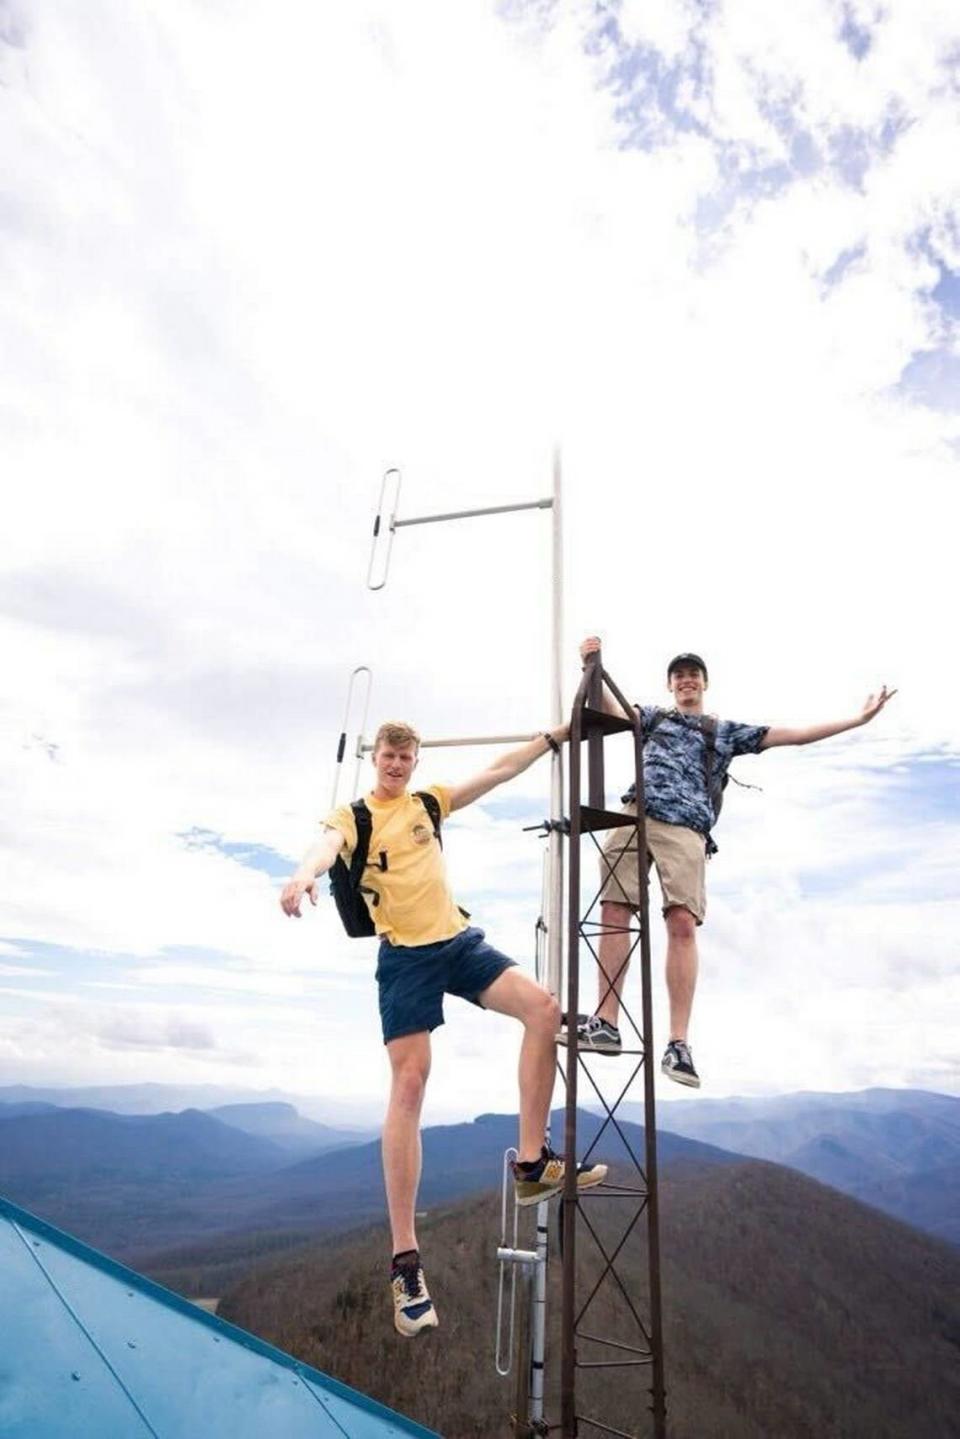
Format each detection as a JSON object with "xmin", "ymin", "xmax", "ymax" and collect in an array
[
  {"xmin": 367, "ymin": 468, "xmax": 401, "ymax": 591},
  {"xmin": 522, "ymin": 817, "xmax": 570, "ymax": 837}
]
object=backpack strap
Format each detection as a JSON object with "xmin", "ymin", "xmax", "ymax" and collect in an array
[
  {"xmin": 699, "ymin": 716, "xmax": 722, "ymax": 858},
  {"xmin": 645, "ymin": 706, "xmax": 668, "ymax": 738},
  {"xmin": 700, "ymin": 714, "xmax": 717, "ymax": 797},
  {"xmin": 414, "ymin": 790, "xmax": 443, "ymax": 849},
  {"xmin": 349, "ymin": 799, "xmax": 373, "ymax": 889},
  {"xmin": 413, "ymin": 790, "xmax": 467, "ymax": 916}
]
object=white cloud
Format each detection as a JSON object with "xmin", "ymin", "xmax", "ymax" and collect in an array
[{"xmin": 1, "ymin": 0, "xmax": 957, "ymax": 1109}]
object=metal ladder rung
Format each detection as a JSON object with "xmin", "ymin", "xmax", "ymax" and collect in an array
[
  {"xmin": 579, "ymin": 706, "xmax": 637, "ymax": 737},
  {"xmin": 577, "ymin": 806, "xmax": 638, "ymax": 834}
]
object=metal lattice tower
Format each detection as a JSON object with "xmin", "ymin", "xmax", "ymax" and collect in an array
[
  {"xmin": 558, "ymin": 647, "xmax": 666, "ymax": 1439},
  {"xmin": 360, "ymin": 462, "xmax": 667, "ymax": 1437}
]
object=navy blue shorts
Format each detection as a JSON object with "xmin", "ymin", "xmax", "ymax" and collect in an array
[{"xmin": 376, "ymin": 926, "xmax": 516, "ymax": 1044}]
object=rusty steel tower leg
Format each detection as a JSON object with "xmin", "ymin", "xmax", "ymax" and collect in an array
[
  {"xmin": 559, "ymin": 648, "xmax": 667, "ymax": 1439},
  {"xmin": 632, "ymin": 694, "xmax": 666, "ymax": 1439},
  {"xmin": 560, "ymin": 687, "xmax": 583, "ymax": 1437}
]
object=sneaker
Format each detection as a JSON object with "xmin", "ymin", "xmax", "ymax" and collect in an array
[
  {"xmin": 391, "ymin": 1253, "xmax": 439, "ymax": 1337},
  {"xmin": 661, "ymin": 1039, "xmax": 700, "ymax": 1088},
  {"xmin": 555, "ymin": 1011, "xmax": 588, "ymax": 1045},
  {"xmin": 557, "ymin": 1013, "xmax": 622, "ymax": 1056},
  {"xmin": 512, "ymin": 1145, "xmax": 608, "ymax": 1207}
]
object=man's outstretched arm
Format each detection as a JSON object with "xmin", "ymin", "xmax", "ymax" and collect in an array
[
  {"xmin": 448, "ymin": 726, "xmax": 568, "ymax": 812},
  {"xmin": 280, "ymin": 827, "xmax": 344, "ymax": 916},
  {"xmin": 759, "ymin": 685, "xmax": 897, "ymax": 749}
]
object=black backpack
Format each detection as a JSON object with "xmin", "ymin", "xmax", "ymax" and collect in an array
[
  {"xmin": 621, "ymin": 709, "xmax": 727, "ymax": 824},
  {"xmin": 329, "ymin": 790, "xmax": 443, "ymax": 938}
]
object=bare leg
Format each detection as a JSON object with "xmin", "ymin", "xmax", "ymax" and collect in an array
[
  {"xmin": 664, "ymin": 906, "xmax": 699, "ymax": 1041},
  {"xmin": 382, "ymin": 1031, "xmax": 431, "ymax": 1255},
  {"xmin": 595, "ymin": 900, "xmax": 635, "ymax": 1026},
  {"xmin": 480, "ymin": 968, "xmax": 561, "ymax": 1162}
]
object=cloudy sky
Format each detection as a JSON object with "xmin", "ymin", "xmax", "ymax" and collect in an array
[{"xmin": 1, "ymin": 0, "xmax": 957, "ymax": 1126}]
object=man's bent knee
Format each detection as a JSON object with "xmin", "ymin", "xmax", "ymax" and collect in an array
[
  {"xmin": 389, "ymin": 1062, "xmax": 428, "ymax": 1113},
  {"xmin": 481, "ymin": 969, "xmax": 560, "ymax": 1031},
  {"xmin": 664, "ymin": 906, "xmax": 697, "ymax": 942},
  {"xmin": 387, "ymin": 1035, "xmax": 431, "ymax": 1110},
  {"xmin": 532, "ymin": 989, "xmax": 562, "ymax": 1033},
  {"xmin": 512, "ymin": 982, "xmax": 560, "ymax": 1035}
]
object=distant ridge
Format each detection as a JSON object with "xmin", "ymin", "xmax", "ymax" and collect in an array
[
  {"xmin": 3, "ymin": 1088, "xmax": 955, "ymax": 1271},
  {"xmin": 206, "ymin": 1102, "xmax": 372, "ymax": 1158},
  {"xmin": 0, "ymin": 1103, "xmax": 742, "ymax": 1278},
  {"xmin": 628, "ymin": 1086, "xmax": 960, "ymax": 1243},
  {"xmin": 0, "ymin": 1082, "xmax": 384, "ymax": 1126},
  {"xmin": 0, "ymin": 1107, "xmax": 286, "ymax": 1188}
]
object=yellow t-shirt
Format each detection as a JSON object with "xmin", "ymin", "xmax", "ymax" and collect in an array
[{"xmin": 323, "ymin": 785, "xmax": 468, "ymax": 948}]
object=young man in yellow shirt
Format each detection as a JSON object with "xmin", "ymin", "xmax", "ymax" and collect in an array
[{"xmin": 281, "ymin": 721, "xmax": 606, "ymax": 1337}]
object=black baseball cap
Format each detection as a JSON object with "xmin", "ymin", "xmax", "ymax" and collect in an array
[{"xmin": 667, "ymin": 653, "xmax": 708, "ymax": 681}]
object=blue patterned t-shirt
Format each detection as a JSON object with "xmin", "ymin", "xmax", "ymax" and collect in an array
[{"xmin": 624, "ymin": 707, "xmax": 769, "ymax": 839}]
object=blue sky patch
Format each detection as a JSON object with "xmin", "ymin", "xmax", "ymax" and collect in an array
[
  {"xmin": 474, "ymin": 796, "xmax": 550, "ymax": 825},
  {"xmin": 0, "ymin": 937, "xmax": 143, "ymax": 994},
  {"xmin": 828, "ymin": 125, "xmax": 874, "ymax": 190},
  {"xmin": 178, "ymin": 827, "xmax": 295, "ymax": 879},
  {"xmin": 583, "ymin": 4, "xmax": 711, "ymax": 152},
  {"xmin": 839, "ymin": 5, "xmax": 874, "ymax": 62},
  {"xmin": 884, "ymin": 754, "xmax": 960, "ymax": 823},
  {"xmin": 0, "ymin": 936, "xmax": 302, "ymax": 1007},
  {"xmin": 897, "ymin": 347, "xmax": 960, "ymax": 412},
  {"xmin": 822, "ymin": 242, "xmax": 867, "ymax": 290},
  {"xmin": 0, "ymin": 937, "xmax": 66, "ymax": 976},
  {"xmin": 932, "ymin": 264, "xmax": 960, "ymax": 320},
  {"xmin": 910, "ymin": 224, "xmax": 960, "ymax": 325}
]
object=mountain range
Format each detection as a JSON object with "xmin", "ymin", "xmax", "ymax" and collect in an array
[
  {"xmin": 0, "ymin": 1101, "xmax": 735, "ymax": 1273},
  {"xmin": 641, "ymin": 1086, "xmax": 960, "ymax": 1244},
  {"xmin": 0, "ymin": 1085, "xmax": 956, "ymax": 1302},
  {"xmin": 0, "ymin": 1082, "xmax": 384, "ymax": 1127}
]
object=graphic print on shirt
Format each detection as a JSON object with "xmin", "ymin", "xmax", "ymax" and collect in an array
[
  {"xmin": 627, "ymin": 707, "xmax": 769, "ymax": 838},
  {"xmin": 323, "ymin": 786, "xmax": 468, "ymax": 947}
]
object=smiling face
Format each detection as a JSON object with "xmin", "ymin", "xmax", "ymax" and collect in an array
[
  {"xmin": 372, "ymin": 738, "xmax": 419, "ymax": 799},
  {"xmin": 667, "ymin": 662, "xmax": 707, "ymax": 714}
]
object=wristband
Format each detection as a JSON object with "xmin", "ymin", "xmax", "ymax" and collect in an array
[{"xmin": 541, "ymin": 731, "xmax": 560, "ymax": 755}]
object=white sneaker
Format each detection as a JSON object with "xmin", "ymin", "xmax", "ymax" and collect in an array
[{"xmin": 391, "ymin": 1256, "xmax": 439, "ymax": 1337}]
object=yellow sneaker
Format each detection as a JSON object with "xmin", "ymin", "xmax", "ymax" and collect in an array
[
  {"xmin": 391, "ymin": 1254, "xmax": 439, "ymax": 1337},
  {"xmin": 512, "ymin": 1146, "xmax": 608, "ymax": 1207}
]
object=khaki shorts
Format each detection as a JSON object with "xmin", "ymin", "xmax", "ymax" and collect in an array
[{"xmin": 598, "ymin": 808, "xmax": 706, "ymax": 925}]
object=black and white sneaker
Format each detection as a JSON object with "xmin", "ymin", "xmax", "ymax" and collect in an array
[
  {"xmin": 661, "ymin": 1039, "xmax": 700, "ymax": 1088},
  {"xmin": 557, "ymin": 1013, "xmax": 622, "ymax": 1056},
  {"xmin": 390, "ymin": 1252, "xmax": 439, "ymax": 1337}
]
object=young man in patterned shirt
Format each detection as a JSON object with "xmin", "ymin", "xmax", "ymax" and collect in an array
[
  {"xmin": 281, "ymin": 721, "xmax": 606, "ymax": 1337},
  {"xmin": 564, "ymin": 638, "xmax": 896, "ymax": 1087}
]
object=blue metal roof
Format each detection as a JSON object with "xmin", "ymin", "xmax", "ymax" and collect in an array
[{"xmin": 0, "ymin": 1196, "xmax": 439, "ymax": 1439}]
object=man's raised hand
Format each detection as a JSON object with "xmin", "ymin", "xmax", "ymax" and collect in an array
[
  {"xmin": 580, "ymin": 635, "xmax": 602, "ymax": 663},
  {"xmin": 860, "ymin": 685, "xmax": 898, "ymax": 725}
]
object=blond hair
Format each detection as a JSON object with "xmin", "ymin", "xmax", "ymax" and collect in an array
[{"xmin": 373, "ymin": 720, "xmax": 421, "ymax": 754}]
